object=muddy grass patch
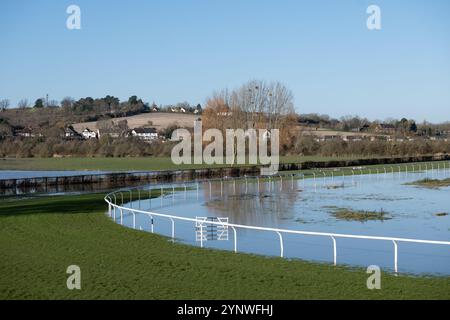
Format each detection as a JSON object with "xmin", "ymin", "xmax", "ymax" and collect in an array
[
  {"xmin": 406, "ymin": 178, "xmax": 450, "ymax": 188},
  {"xmin": 329, "ymin": 207, "xmax": 392, "ymax": 222}
]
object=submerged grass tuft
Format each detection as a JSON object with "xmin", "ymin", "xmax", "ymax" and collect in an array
[
  {"xmin": 406, "ymin": 178, "xmax": 450, "ymax": 188},
  {"xmin": 330, "ymin": 207, "xmax": 391, "ymax": 222}
]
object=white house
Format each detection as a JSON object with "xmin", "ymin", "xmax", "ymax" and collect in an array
[
  {"xmin": 131, "ymin": 127, "xmax": 158, "ymax": 141},
  {"xmin": 82, "ymin": 128, "xmax": 97, "ymax": 139}
]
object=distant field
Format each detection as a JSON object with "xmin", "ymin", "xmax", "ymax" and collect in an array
[
  {"xmin": 0, "ymin": 156, "xmax": 369, "ymax": 172},
  {"xmin": 1, "ymin": 193, "xmax": 448, "ymax": 299},
  {"xmin": 72, "ymin": 112, "xmax": 199, "ymax": 132}
]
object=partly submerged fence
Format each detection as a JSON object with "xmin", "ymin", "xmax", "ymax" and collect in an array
[
  {"xmin": 3, "ymin": 154, "xmax": 450, "ymax": 195},
  {"xmin": 103, "ymin": 162, "xmax": 450, "ymax": 274}
]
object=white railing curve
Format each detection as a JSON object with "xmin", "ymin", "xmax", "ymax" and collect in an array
[{"xmin": 104, "ymin": 163, "xmax": 450, "ymax": 274}]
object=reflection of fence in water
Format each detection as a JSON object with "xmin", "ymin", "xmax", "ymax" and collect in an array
[{"xmin": 105, "ymin": 162, "xmax": 450, "ymax": 274}]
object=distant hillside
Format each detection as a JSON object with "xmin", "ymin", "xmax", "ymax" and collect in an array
[{"xmin": 72, "ymin": 112, "xmax": 200, "ymax": 132}]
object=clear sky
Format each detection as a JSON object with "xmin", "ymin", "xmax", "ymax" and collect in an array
[{"xmin": 1, "ymin": 0, "xmax": 449, "ymax": 122}]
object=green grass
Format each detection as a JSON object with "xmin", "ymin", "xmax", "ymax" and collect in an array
[
  {"xmin": 0, "ymin": 155, "xmax": 371, "ymax": 172},
  {"xmin": 0, "ymin": 194, "xmax": 449, "ymax": 299}
]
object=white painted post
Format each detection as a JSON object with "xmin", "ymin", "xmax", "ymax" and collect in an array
[
  {"xmin": 276, "ymin": 231, "xmax": 284, "ymax": 258},
  {"xmin": 393, "ymin": 240, "xmax": 398, "ymax": 274},
  {"xmin": 231, "ymin": 226, "xmax": 237, "ymax": 253},
  {"xmin": 199, "ymin": 222, "xmax": 204, "ymax": 248},
  {"xmin": 331, "ymin": 236, "xmax": 337, "ymax": 266},
  {"xmin": 132, "ymin": 211, "xmax": 136, "ymax": 229},
  {"xmin": 170, "ymin": 217, "xmax": 175, "ymax": 243},
  {"xmin": 150, "ymin": 215, "xmax": 154, "ymax": 233},
  {"xmin": 120, "ymin": 208, "xmax": 123, "ymax": 225},
  {"xmin": 112, "ymin": 194, "xmax": 117, "ymax": 218}
]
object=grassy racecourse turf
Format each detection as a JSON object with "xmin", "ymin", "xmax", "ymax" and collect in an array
[
  {"xmin": 0, "ymin": 193, "xmax": 449, "ymax": 299},
  {"xmin": 0, "ymin": 155, "xmax": 381, "ymax": 172}
]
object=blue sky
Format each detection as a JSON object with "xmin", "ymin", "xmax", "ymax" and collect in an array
[{"xmin": 1, "ymin": 0, "xmax": 449, "ymax": 122}]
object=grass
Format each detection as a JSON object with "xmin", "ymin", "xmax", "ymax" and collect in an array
[
  {"xmin": 330, "ymin": 208, "xmax": 391, "ymax": 222},
  {"xmin": 0, "ymin": 155, "xmax": 378, "ymax": 172},
  {"xmin": 0, "ymin": 194, "xmax": 449, "ymax": 299},
  {"xmin": 406, "ymin": 178, "xmax": 450, "ymax": 188}
]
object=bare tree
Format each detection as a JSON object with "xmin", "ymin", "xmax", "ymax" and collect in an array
[
  {"xmin": 18, "ymin": 99, "xmax": 29, "ymax": 109},
  {"xmin": 61, "ymin": 97, "xmax": 75, "ymax": 110},
  {"xmin": 0, "ymin": 99, "xmax": 10, "ymax": 111}
]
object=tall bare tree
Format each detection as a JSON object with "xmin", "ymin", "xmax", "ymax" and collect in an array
[
  {"xmin": 18, "ymin": 99, "xmax": 29, "ymax": 109},
  {"xmin": 0, "ymin": 99, "xmax": 10, "ymax": 112}
]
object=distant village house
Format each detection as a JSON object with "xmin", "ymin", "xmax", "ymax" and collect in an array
[{"xmin": 131, "ymin": 127, "xmax": 158, "ymax": 141}]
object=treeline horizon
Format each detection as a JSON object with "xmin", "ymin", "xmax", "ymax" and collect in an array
[{"xmin": 0, "ymin": 95, "xmax": 449, "ymax": 128}]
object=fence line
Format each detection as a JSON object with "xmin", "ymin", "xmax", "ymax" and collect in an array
[{"xmin": 104, "ymin": 162, "xmax": 450, "ymax": 274}]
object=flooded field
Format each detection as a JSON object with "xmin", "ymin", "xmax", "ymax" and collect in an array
[{"xmin": 115, "ymin": 166, "xmax": 450, "ymax": 276}]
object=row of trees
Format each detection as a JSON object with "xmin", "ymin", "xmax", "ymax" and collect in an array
[
  {"xmin": 1, "ymin": 134, "xmax": 449, "ymax": 158},
  {"xmin": 299, "ymin": 113, "xmax": 450, "ymax": 136},
  {"xmin": 290, "ymin": 136, "xmax": 450, "ymax": 157},
  {"xmin": 0, "ymin": 136, "xmax": 176, "ymax": 158}
]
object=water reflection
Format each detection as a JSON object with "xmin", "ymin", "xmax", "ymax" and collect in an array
[{"xmin": 117, "ymin": 169, "xmax": 450, "ymax": 275}]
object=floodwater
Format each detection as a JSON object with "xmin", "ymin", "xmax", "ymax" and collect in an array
[{"xmin": 116, "ymin": 168, "xmax": 450, "ymax": 275}]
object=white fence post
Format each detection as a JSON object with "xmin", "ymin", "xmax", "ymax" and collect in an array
[
  {"xmin": 331, "ymin": 236, "xmax": 337, "ymax": 266},
  {"xmin": 276, "ymin": 231, "xmax": 284, "ymax": 258},
  {"xmin": 170, "ymin": 217, "xmax": 175, "ymax": 243},
  {"xmin": 393, "ymin": 240, "xmax": 398, "ymax": 274},
  {"xmin": 231, "ymin": 226, "xmax": 237, "ymax": 253}
]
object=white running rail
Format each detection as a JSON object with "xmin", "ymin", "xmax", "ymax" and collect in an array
[{"xmin": 104, "ymin": 191, "xmax": 450, "ymax": 274}]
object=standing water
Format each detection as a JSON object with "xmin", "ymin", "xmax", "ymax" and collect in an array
[{"xmin": 113, "ymin": 166, "xmax": 450, "ymax": 275}]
